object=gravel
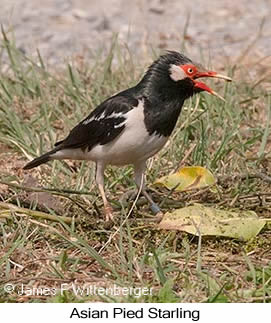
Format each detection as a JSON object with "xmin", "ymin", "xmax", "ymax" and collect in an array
[{"xmin": 0, "ymin": 0, "xmax": 270, "ymax": 65}]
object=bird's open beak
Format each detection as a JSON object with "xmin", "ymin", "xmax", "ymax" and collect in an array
[
  {"xmin": 195, "ymin": 71, "xmax": 232, "ymax": 82},
  {"xmin": 193, "ymin": 81, "xmax": 226, "ymax": 101},
  {"xmin": 193, "ymin": 70, "xmax": 232, "ymax": 101}
]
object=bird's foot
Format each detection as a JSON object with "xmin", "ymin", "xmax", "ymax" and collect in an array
[
  {"xmin": 150, "ymin": 202, "xmax": 161, "ymax": 214},
  {"xmin": 150, "ymin": 203, "xmax": 163, "ymax": 222},
  {"xmin": 119, "ymin": 189, "xmax": 163, "ymax": 222},
  {"xmin": 104, "ymin": 205, "xmax": 114, "ymax": 223}
]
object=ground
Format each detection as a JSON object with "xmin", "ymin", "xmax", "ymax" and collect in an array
[
  {"xmin": 1, "ymin": 0, "xmax": 270, "ymax": 64},
  {"xmin": 0, "ymin": 1, "xmax": 271, "ymax": 303}
]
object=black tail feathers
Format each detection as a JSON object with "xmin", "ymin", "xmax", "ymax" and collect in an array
[{"xmin": 23, "ymin": 147, "xmax": 59, "ymax": 170}]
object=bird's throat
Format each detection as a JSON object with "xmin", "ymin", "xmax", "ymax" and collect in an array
[{"xmin": 143, "ymin": 97, "xmax": 184, "ymax": 137}]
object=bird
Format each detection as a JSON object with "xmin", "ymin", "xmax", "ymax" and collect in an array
[{"xmin": 23, "ymin": 51, "xmax": 231, "ymax": 221}]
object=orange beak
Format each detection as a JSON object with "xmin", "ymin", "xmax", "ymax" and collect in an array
[
  {"xmin": 195, "ymin": 71, "xmax": 232, "ymax": 82},
  {"xmin": 193, "ymin": 71, "xmax": 232, "ymax": 101}
]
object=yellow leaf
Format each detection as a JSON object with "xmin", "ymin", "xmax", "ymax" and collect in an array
[
  {"xmin": 154, "ymin": 166, "xmax": 216, "ymax": 191},
  {"xmin": 158, "ymin": 204, "xmax": 266, "ymax": 241}
]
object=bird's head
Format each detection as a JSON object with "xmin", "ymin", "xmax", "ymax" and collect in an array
[{"xmin": 144, "ymin": 51, "xmax": 232, "ymax": 101}]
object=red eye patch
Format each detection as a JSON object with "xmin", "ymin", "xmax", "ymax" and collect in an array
[{"xmin": 181, "ymin": 64, "xmax": 197, "ymax": 77}]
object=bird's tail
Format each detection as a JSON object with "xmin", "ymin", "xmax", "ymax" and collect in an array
[{"xmin": 23, "ymin": 147, "xmax": 60, "ymax": 170}]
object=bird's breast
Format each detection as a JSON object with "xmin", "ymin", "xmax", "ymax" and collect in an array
[{"xmin": 84, "ymin": 100, "xmax": 168, "ymax": 165}]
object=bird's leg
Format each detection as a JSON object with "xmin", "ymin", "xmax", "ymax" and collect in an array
[
  {"xmin": 96, "ymin": 163, "xmax": 113, "ymax": 221},
  {"xmin": 134, "ymin": 162, "xmax": 161, "ymax": 215}
]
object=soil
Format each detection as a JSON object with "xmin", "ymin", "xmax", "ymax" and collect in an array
[{"xmin": 0, "ymin": 0, "xmax": 270, "ymax": 65}]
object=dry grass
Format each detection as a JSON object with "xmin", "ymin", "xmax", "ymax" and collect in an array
[{"xmin": 0, "ymin": 31, "xmax": 271, "ymax": 303}]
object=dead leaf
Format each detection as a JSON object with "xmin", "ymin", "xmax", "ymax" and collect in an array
[
  {"xmin": 154, "ymin": 166, "xmax": 216, "ymax": 191},
  {"xmin": 158, "ymin": 204, "xmax": 266, "ymax": 241}
]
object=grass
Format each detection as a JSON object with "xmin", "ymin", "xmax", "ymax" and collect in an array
[{"xmin": 0, "ymin": 30, "xmax": 271, "ymax": 303}]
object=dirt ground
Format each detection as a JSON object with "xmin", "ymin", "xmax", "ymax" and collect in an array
[{"xmin": 0, "ymin": 0, "xmax": 270, "ymax": 65}]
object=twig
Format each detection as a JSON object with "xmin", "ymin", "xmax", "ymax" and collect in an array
[
  {"xmin": 255, "ymin": 172, "xmax": 271, "ymax": 184},
  {"xmin": 218, "ymin": 172, "xmax": 271, "ymax": 184},
  {"xmin": 190, "ymin": 218, "xmax": 202, "ymax": 273},
  {"xmin": 0, "ymin": 201, "xmax": 75, "ymax": 224},
  {"xmin": 0, "ymin": 179, "xmax": 95, "ymax": 196},
  {"xmin": 173, "ymin": 143, "xmax": 197, "ymax": 172},
  {"xmin": 1, "ymin": 178, "xmax": 94, "ymax": 216},
  {"xmin": 159, "ymin": 183, "xmax": 180, "ymax": 208}
]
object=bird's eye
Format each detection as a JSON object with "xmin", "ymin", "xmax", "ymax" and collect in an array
[{"xmin": 187, "ymin": 68, "xmax": 194, "ymax": 74}]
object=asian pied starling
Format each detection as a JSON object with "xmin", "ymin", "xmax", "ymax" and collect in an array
[{"xmin": 23, "ymin": 51, "xmax": 231, "ymax": 220}]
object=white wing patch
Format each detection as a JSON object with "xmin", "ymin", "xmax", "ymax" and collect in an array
[
  {"xmin": 82, "ymin": 116, "xmax": 94, "ymax": 125},
  {"xmin": 82, "ymin": 111, "xmax": 126, "ymax": 125}
]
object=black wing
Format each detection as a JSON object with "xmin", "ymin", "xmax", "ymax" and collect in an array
[{"xmin": 56, "ymin": 94, "xmax": 138, "ymax": 151}]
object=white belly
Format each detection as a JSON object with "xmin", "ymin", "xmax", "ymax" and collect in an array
[
  {"xmin": 89, "ymin": 130, "xmax": 168, "ymax": 165},
  {"xmin": 52, "ymin": 100, "xmax": 168, "ymax": 166}
]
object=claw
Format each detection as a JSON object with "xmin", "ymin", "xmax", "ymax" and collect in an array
[{"xmin": 104, "ymin": 205, "xmax": 114, "ymax": 222}]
